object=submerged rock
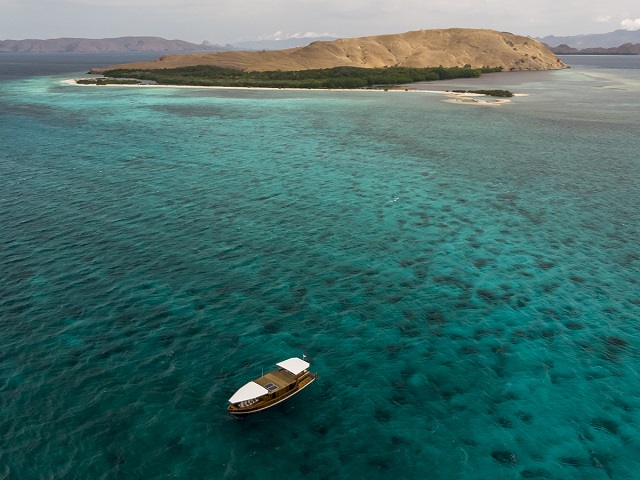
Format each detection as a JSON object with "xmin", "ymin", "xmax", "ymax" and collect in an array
[{"xmin": 492, "ymin": 450, "xmax": 519, "ymax": 464}]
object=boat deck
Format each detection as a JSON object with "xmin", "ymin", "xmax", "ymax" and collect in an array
[{"xmin": 255, "ymin": 369, "xmax": 296, "ymax": 391}]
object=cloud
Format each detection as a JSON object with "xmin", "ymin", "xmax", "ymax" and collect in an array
[
  {"xmin": 290, "ymin": 31, "xmax": 338, "ymax": 39},
  {"xmin": 621, "ymin": 18, "xmax": 640, "ymax": 30},
  {"xmin": 595, "ymin": 15, "xmax": 611, "ymax": 23},
  {"xmin": 261, "ymin": 31, "xmax": 338, "ymax": 41}
]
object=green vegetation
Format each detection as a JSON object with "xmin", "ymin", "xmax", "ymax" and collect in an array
[
  {"xmin": 451, "ymin": 89, "xmax": 514, "ymax": 97},
  {"xmin": 76, "ymin": 78, "xmax": 142, "ymax": 85},
  {"xmin": 100, "ymin": 65, "xmax": 504, "ymax": 89}
]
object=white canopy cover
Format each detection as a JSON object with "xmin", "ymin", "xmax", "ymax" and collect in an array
[
  {"xmin": 277, "ymin": 357, "xmax": 310, "ymax": 375},
  {"xmin": 228, "ymin": 381, "xmax": 269, "ymax": 404}
]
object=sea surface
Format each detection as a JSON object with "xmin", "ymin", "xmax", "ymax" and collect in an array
[{"xmin": 1, "ymin": 54, "xmax": 639, "ymax": 479}]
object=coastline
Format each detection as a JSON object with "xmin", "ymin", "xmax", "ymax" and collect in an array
[{"xmin": 61, "ymin": 78, "xmax": 516, "ymax": 105}]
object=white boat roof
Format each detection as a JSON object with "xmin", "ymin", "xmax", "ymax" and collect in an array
[
  {"xmin": 277, "ymin": 357, "xmax": 310, "ymax": 375},
  {"xmin": 228, "ymin": 381, "xmax": 269, "ymax": 403}
]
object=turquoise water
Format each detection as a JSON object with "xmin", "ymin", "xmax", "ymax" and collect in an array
[{"xmin": 1, "ymin": 56, "xmax": 639, "ymax": 479}]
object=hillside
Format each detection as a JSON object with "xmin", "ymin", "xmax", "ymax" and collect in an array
[
  {"xmin": 0, "ymin": 36, "xmax": 226, "ymax": 53},
  {"xmin": 92, "ymin": 29, "xmax": 566, "ymax": 73}
]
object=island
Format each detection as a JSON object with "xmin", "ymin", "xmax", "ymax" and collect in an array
[
  {"xmin": 89, "ymin": 65, "xmax": 507, "ymax": 91},
  {"xmin": 79, "ymin": 29, "xmax": 565, "ymax": 95}
]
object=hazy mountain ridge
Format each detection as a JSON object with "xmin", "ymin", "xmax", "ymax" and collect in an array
[
  {"xmin": 538, "ymin": 29, "xmax": 640, "ymax": 48},
  {"xmin": 0, "ymin": 36, "xmax": 228, "ymax": 53},
  {"xmin": 552, "ymin": 43, "xmax": 640, "ymax": 55},
  {"xmin": 92, "ymin": 29, "xmax": 566, "ymax": 73}
]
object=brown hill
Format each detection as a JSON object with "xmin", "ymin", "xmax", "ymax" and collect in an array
[{"xmin": 92, "ymin": 29, "xmax": 566, "ymax": 73}]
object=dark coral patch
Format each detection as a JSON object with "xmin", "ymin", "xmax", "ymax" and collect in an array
[
  {"xmin": 459, "ymin": 345, "xmax": 480, "ymax": 355},
  {"xmin": 374, "ymin": 408, "xmax": 392, "ymax": 423},
  {"xmin": 311, "ymin": 422, "xmax": 329, "ymax": 436},
  {"xmin": 368, "ymin": 456, "xmax": 392, "ymax": 471},
  {"xmin": 512, "ymin": 329, "xmax": 533, "ymax": 339},
  {"xmin": 398, "ymin": 322, "xmax": 420, "ymax": 338},
  {"xmin": 516, "ymin": 411, "xmax": 533, "ymax": 424},
  {"xmin": 474, "ymin": 258, "xmax": 491, "ymax": 268},
  {"xmin": 498, "ymin": 417, "xmax": 513, "ymax": 428},
  {"xmin": 565, "ymin": 322, "xmax": 584, "ymax": 330},
  {"xmin": 604, "ymin": 336, "xmax": 628, "ymax": 349},
  {"xmin": 590, "ymin": 417, "xmax": 619, "ymax": 435},
  {"xmin": 391, "ymin": 435, "xmax": 409, "ymax": 446},
  {"xmin": 492, "ymin": 450, "xmax": 518, "ymax": 464},
  {"xmin": 434, "ymin": 275, "xmax": 471, "ymax": 289},
  {"xmin": 261, "ymin": 320, "xmax": 280, "ymax": 334},
  {"xmin": 539, "ymin": 330, "xmax": 555, "ymax": 339},
  {"xmin": 514, "ymin": 296, "xmax": 530, "ymax": 308},
  {"xmin": 413, "ymin": 268, "xmax": 428, "ymax": 278},
  {"xmin": 106, "ymin": 449, "xmax": 126, "ymax": 467},
  {"xmin": 590, "ymin": 452, "xmax": 614, "ymax": 477},
  {"xmin": 399, "ymin": 258, "xmax": 414, "ymax": 267},
  {"xmin": 477, "ymin": 289, "xmax": 497, "ymax": 303},
  {"xmin": 425, "ymin": 309, "xmax": 447, "ymax": 325},
  {"xmin": 559, "ymin": 456, "xmax": 586, "ymax": 467},
  {"xmin": 537, "ymin": 260, "xmax": 555, "ymax": 270}
]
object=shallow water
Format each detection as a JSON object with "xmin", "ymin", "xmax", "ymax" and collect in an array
[{"xmin": 1, "ymin": 56, "xmax": 639, "ymax": 479}]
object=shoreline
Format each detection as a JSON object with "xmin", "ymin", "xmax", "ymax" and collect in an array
[{"xmin": 61, "ymin": 78, "xmax": 519, "ymax": 105}]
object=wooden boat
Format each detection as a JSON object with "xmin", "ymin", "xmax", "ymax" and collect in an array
[{"xmin": 228, "ymin": 357, "xmax": 318, "ymax": 416}]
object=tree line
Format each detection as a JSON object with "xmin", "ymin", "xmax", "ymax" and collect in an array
[{"xmin": 99, "ymin": 65, "xmax": 504, "ymax": 89}]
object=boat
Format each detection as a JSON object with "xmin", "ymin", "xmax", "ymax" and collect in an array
[{"xmin": 228, "ymin": 357, "xmax": 318, "ymax": 416}]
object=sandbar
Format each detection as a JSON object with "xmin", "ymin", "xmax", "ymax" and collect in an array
[{"xmin": 61, "ymin": 79, "xmax": 516, "ymax": 106}]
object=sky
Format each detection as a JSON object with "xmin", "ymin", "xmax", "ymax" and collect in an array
[{"xmin": 1, "ymin": 0, "xmax": 640, "ymax": 44}]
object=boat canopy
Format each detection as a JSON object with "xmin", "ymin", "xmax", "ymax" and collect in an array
[
  {"xmin": 277, "ymin": 357, "xmax": 310, "ymax": 375},
  {"xmin": 229, "ymin": 381, "xmax": 269, "ymax": 404}
]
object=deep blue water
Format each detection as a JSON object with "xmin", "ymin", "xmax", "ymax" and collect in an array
[
  {"xmin": 558, "ymin": 54, "xmax": 640, "ymax": 69},
  {"xmin": 0, "ymin": 52, "xmax": 160, "ymax": 80},
  {"xmin": 1, "ymin": 55, "xmax": 639, "ymax": 479}
]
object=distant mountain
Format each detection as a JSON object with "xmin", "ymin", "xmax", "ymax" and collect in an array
[
  {"xmin": 231, "ymin": 36, "xmax": 338, "ymax": 51},
  {"xmin": 0, "ymin": 36, "xmax": 228, "ymax": 53},
  {"xmin": 538, "ymin": 29, "xmax": 640, "ymax": 48},
  {"xmin": 551, "ymin": 43, "xmax": 640, "ymax": 55},
  {"xmin": 92, "ymin": 28, "xmax": 566, "ymax": 73}
]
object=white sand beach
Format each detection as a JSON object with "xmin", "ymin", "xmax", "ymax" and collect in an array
[{"xmin": 61, "ymin": 78, "xmax": 516, "ymax": 105}]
